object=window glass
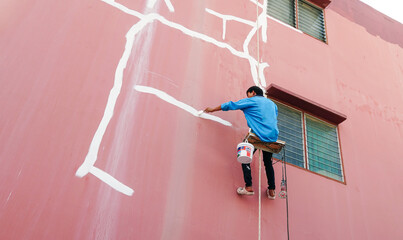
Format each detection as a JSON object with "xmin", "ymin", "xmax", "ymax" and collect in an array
[
  {"xmin": 266, "ymin": 0, "xmax": 327, "ymax": 42},
  {"xmin": 267, "ymin": 0, "xmax": 296, "ymax": 27},
  {"xmin": 305, "ymin": 115, "xmax": 343, "ymax": 181},
  {"xmin": 297, "ymin": 0, "xmax": 326, "ymax": 41},
  {"xmin": 272, "ymin": 102, "xmax": 344, "ymax": 182},
  {"xmin": 273, "ymin": 102, "xmax": 305, "ymax": 167}
]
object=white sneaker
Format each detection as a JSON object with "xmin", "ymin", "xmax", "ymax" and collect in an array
[
  {"xmin": 267, "ymin": 189, "xmax": 276, "ymax": 200},
  {"xmin": 237, "ymin": 187, "xmax": 254, "ymax": 195}
]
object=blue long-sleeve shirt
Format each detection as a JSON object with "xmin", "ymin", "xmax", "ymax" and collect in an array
[{"xmin": 221, "ymin": 96, "xmax": 279, "ymax": 142}]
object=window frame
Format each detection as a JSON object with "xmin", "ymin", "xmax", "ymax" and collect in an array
[
  {"xmin": 272, "ymin": 99, "xmax": 346, "ymax": 184},
  {"xmin": 267, "ymin": 0, "xmax": 329, "ymax": 44}
]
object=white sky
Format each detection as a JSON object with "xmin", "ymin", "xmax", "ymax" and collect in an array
[{"xmin": 360, "ymin": 0, "xmax": 403, "ymax": 24}]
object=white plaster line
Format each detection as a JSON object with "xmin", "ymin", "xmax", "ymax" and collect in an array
[
  {"xmin": 75, "ymin": 18, "xmax": 151, "ymax": 178},
  {"xmin": 205, "ymin": 8, "xmax": 255, "ymax": 41},
  {"xmin": 259, "ymin": 62, "xmax": 269, "ymax": 87},
  {"xmin": 102, "ymin": 0, "xmax": 267, "ymax": 87},
  {"xmin": 146, "ymin": 0, "xmax": 157, "ymax": 9},
  {"xmin": 76, "ymin": 0, "xmax": 271, "ymax": 195},
  {"xmin": 102, "ymin": 0, "xmax": 143, "ymax": 19},
  {"xmin": 134, "ymin": 85, "xmax": 232, "ymax": 126},
  {"xmin": 153, "ymin": 12, "xmax": 268, "ymax": 87},
  {"xmin": 205, "ymin": 8, "xmax": 255, "ymax": 27},
  {"xmin": 253, "ymin": 0, "xmax": 270, "ymax": 88},
  {"xmin": 250, "ymin": 0, "xmax": 264, "ymax": 9},
  {"xmin": 154, "ymin": 14, "xmax": 252, "ymax": 61},
  {"xmin": 89, "ymin": 167, "xmax": 134, "ymax": 196},
  {"xmin": 260, "ymin": 0, "xmax": 268, "ymax": 43},
  {"xmin": 147, "ymin": 0, "xmax": 174, "ymax": 12},
  {"xmin": 243, "ymin": 26, "xmax": 260, "ymax": 87},
  {"xmin": 163, "ymin": 0, "xmax": 174, "ymax": 12},
  {"xmin": 205, "ymin": 7, "xmax": 268, "ymax": 87}
]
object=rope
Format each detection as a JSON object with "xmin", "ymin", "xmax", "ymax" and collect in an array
[
  {"xmin": 256, "ymin": 3, "xmax": 261, "ymax": 240},
  {"xmin": 255, "ymin": 2, "xmax": 290, "ymax": 240},
  {"xmin": 258, "ymin": 149, "xmax": 262, "ymax": 240},
  {"xmin": 283, "ymin": 146, "xmax": 290, "ymax": 240},
  {"xmin": 256, "ymin": 0, "xmax": 260, "ymax": 88}
]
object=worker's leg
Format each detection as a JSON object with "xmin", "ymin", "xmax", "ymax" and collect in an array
[
  {"xmin": 241, "ymin": 148, "xmax": 259, "ymax": 187},
  {"xmin": 263, "ymin": 151, "xmax": 275, "ymax": 190},
  {"xmin": 241, "ymin": 163, "xmax": 252, "ymax": 187},
  {"xmin": 241, "ymin": 149, "xmax": 258, "ymax": 188}
]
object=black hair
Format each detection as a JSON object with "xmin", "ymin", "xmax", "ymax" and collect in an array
[{"xmin": 246, "ymin": 86, "xmax": 264, "ymax": 96}]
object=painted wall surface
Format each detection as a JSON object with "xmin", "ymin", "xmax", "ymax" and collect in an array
[{"xmin": 1, "ymin": 0, "xmax": 403, "ymax": 239}]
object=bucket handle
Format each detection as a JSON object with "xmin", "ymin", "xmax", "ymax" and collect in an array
[{"xmin": 243, "ymin": 128, "xmax": 253, "ymax": 143}]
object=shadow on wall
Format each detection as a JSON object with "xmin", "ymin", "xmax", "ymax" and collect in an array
[{"xmin": 330, "ymin": 0, "xmax": 403, "ymax": 48}]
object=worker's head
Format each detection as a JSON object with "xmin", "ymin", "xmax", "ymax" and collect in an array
[{"xmin": 246, "ymin": 86, "xmax": 263, "ymax": 98}]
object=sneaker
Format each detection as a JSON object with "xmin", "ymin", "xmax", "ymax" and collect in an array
[
  {"xmin": 267, "ymin": 189, "xmax": 276, "ymax": 200},
  {"xmin": 237, "ymin": 187, "xmax": 254, "ymax": 195}
]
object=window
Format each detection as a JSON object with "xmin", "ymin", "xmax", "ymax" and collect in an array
[
  {"xmin": 273, "ymin": 103, "xmax": 305, "ymax": 168},
  {"xmin": 267, "ymin": 0, "xmax": 327, "ymax": 42},
  {"xmin": 305, "ymin": 115, "xmax": 342, "ymax": 181},
  {"xmin": 267, "ymin": 0, "xmax": 295, "ymax": 27},
  {"xmin": 273, "ymin": 102, "xmax": 344, "ymax": 182}
]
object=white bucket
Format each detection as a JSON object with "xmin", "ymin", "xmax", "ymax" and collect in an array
[{"xmin": 237, "ymin": 142, "xmax": 254, "ymax": 164}]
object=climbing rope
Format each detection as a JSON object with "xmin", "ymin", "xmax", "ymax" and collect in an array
[
  {"xmin": 258, "ymin": 150, "xmax": 262, "ymax": 240},
  {"xmin": 255, "ymin": 2, "xmax": 290, "ymax": 239},
  {"xmin": 256, "ymin": 2, "xmax": 262, "ymax": 240},
  {"xmin": 282, "ymin": 146, "xmax": 290, "ymax": 240},
  {"xmin": 256, "ymin": 2, "xmax": 264, "ymax": 240},
  {"xmin": 256, "ymin": 0, "xmax": 260, "ymax": 89}
]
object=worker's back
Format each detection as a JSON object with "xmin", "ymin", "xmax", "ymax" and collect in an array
[{"xmin": 221, "ymin": 96, "xmax": 279, "ymax": 142}]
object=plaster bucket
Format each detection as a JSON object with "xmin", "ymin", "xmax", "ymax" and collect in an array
[{"xmin": 237, "ymin": 142, "xmax": 254, "ymax": 164}]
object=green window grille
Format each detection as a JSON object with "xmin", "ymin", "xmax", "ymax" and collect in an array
[
  {"xmin": 267, "ymin": 0, "xmax": 296, "ymax": 27},
  {"xmin": 272, "ymin": 102, "xmax": 344, "ymax": 182},
  {"xmin": 297, "ymin": 0, "xmax": 327, "ymax": 42},
  {"xmin": 305, "ymin": 115, "xmax": 343, "ymax": 181},
  {"xmin": 273, "ymin": 102, "xmax": 305, "ymax": 167},
  {"xmin": 266, "ymin": 0, "xmax": 327, "ymax": 42}
]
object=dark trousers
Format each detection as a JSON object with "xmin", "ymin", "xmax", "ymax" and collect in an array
[{"xmin": 242, "ymin": 150, "xmax": 275, "ymax": 190}]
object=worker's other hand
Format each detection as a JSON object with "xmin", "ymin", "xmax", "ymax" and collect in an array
[{"xmin": 204, "ymin": 107, "xmax": 214, "ymax": 113}]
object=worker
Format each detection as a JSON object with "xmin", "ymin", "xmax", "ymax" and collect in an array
[{"xmin": 204, "ymin": 86, "xmax": 279, "ymax": 199}]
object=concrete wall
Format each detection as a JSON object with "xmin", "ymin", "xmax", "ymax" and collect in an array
[{"xmin": 1, "ymin": 0, "xmax": 402, "ymax": 239}]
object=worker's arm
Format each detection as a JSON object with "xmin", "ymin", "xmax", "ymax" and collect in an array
[{"xmin": 204, "ymin": 105, "xmax": 222, "ymax": 113}]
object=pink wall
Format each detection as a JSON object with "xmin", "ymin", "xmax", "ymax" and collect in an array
[{"xmin": 1, "ymin": 0, "xmax": 403, "ymax": 239}]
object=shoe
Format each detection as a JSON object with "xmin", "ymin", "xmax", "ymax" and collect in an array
[
  {"xmin": 267, "ymin": 189, "xmax": 276, "ymax": 200},
  {"xmin": 237, "ymin": 187, "xmax": 254, "ymax": 195}
]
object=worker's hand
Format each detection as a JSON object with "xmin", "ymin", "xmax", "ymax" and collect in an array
[
  {"xmin": 204, "ymin": 105, "xmax": 222, "ymax": 113},
  {"xmin": 204, "ymin": 107, "xmax": 214, "ymax": 113}
]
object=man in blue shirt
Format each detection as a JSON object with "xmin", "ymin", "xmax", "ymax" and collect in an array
[{"xmin": 204, "ymin": 86, "xmax": 279, "ymax": 199}]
